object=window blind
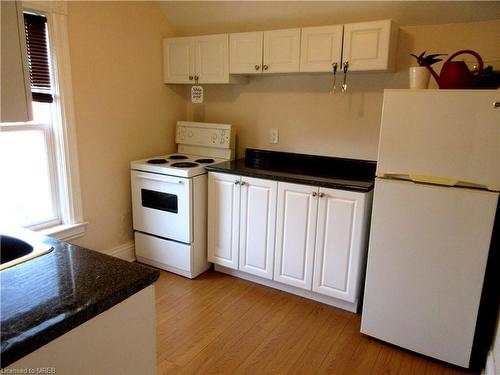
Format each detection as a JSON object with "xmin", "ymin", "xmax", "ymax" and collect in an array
[{"xmin": 23, "ymin": 13, "xmax": 53, "ymax": 103}]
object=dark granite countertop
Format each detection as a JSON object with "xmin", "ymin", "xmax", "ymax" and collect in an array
[
  {"xmin": 0, "ymin": 234, "xmax": 159, "ymax": 367},
  {"xmin": 206, "ymin": 149, "xmax": 376, "ymax": 192}
]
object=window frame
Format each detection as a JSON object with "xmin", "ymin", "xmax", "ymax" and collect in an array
[{"xmin": 20, "ymin": 1, "xmax": 86, "ymax": 241}]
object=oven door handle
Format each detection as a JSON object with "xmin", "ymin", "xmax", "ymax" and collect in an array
[{"xmin": 133, "ymin": 171, "xmax": 184, "ymax": 184}]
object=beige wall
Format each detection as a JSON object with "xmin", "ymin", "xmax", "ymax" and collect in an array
[
  {"xmin": 67, "ymin": 1, "xmax": 186, "ymax": 251},
  {"xmin": 64, "ymin": 1, "xmax": 500, "ymax": 253},
  {"xmin": 187, "ymin": 20, "xmax": 500, "ymax": 161}
]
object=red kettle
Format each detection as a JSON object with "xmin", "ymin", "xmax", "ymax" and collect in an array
[{"xmin": 425, "ymin": 50, "xmax": 484, "ymax": 89}]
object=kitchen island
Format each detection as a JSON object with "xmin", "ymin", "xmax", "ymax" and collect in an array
[{"xmin": 1, "ymin": 233, "xmax": 159, "ymax": 374}]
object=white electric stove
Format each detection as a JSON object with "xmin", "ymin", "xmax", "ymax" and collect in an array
[
  {"xmin": 130, "ymin": 121, "xmax": 234, "ymax": 278},
  {"xmin": 130, "ymin": 153, "xmax": 227, "ymax": 178}
]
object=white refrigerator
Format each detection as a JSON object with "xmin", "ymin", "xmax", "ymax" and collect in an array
[{"xmin": 361, "ymin": 90, "xmax": 499, "ymax": 368}]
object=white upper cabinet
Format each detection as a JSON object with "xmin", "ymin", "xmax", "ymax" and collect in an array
[
  {"xmin": 163, "ymin": 34, "xmax": 244, "ymax": 84},
  {"xmin": 263, "ymin": 28, "xmax": 301, "ymax": 73},
  {"xmin": 230, "ymin": 28, "xmax": 301, "ymax": 74},
  {"xmin": 163, "ymin": 37, "xmax": 194, "ymax": 84},
  {"xmin": 312, "ymin": 188, "xmax": 371, "ymax": 302},
  {"xmin": 207, "ymin": 172, "xmax": 241, "ymax": 269},
  {"xmin": 195, "ymin": 34, "xmax": 230, "ymax": 83},
  {"xmin": 239, "ymin": 177, "xmax": 277, "ymax": 279},
  {"xmin": 1, "ymin": 0, "xmax": 32, "ymax": 122},
  {"xmin": 167, "ymin": 19, "xmax": 398, "ymax": 81},
  {"xmin": 342, "ymin": 20, "xmax": 398, "ymax": 72},
  {"xmin": 300, "ymin": 25, "xmax": 343, "ymax": 73},
  {"xmin": 274, "ymin": 182, "xmax": 318, "ymax": 290},
  {"xmin": 229, "ymin": 32, "xmax": 264, "ymax": 74}
]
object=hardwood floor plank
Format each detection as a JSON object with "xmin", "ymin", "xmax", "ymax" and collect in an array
[
  {"xmin": 370, "ymin": 346, "xmax": 405, "ymax": 375},
  {"xmin": 177, "ymin": 287, "xmax": 291, "ymax": 374},
  {"xmin": 153, "ymin": 270, "xmax": 478, "ymax": 375},
  {"xmin": 315, "ymin": 315, "xmax": 364, "ymax": 375},
  {"xmin": 234, "ymin": 298, "xmax": 320, "ymax": 374}
]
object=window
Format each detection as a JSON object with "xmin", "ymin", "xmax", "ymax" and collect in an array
[{"xmin": 0, "ymin": 3, "xmax": 85, "ymax": 240}]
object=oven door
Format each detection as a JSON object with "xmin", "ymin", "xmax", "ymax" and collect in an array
[{"xmin": 131, "ymin": 170, "xmax": 192, "ymax": 243}]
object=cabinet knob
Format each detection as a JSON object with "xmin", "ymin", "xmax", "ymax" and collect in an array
[
  {"xmin": 194, "ymin": 75, "xmax": 199, "ymax": 81},
  {"xmin": 319, "ymin": 192, "xmax": 325, "ymax": 198},
  {"xmin": 234, "ymin": 180, "xmax": 240, "ymax": 185},
  {"xmin": 254, "ymin": 65, "xmax": 260, "ymax": 71},
  {"xmin": 494, "ymin": 101, "xmax": 500, "ymax": 109},
  {"xmin": 240, "ymin": 181, "xmax": 246, "ymax": 186},
  {"xmin": 312, "ymin": 191, "xmax": 317, "ymax": 197},
  {"xmin": 189, "ymin": 76, "xmax": 194, "ymax": 80},
  {"xmin": 263, "ymin": 65, "xmax": 269, "ymax": 71}
]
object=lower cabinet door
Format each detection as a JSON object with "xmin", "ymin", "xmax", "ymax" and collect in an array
[
  {"xmin": 274, "ymin": 182, "xmax": 318, "ymax": 290},
  {"xmin": 239, "ymin": 177, "xmax": 277, "ymax": 279},
  {"xmin": 312, "ymin": 187, "xmax": 369, "ymax": 302},
  {"xmin": 207, "ymin": 172, "xmax": 240, "ymax": 269}
]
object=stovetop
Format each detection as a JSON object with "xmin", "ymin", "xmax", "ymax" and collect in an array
[{"xmin": 130, "ymin": 153, "xmax": 227, "ymax": 178}]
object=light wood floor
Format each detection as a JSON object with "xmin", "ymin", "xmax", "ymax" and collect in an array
[{"xmin": 155, "ymin": 270, "xmax": 476, "ymax": 375}]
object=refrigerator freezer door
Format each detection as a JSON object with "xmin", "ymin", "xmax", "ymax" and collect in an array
[
  {"xmin": 361, "ymin": 178, "xmax": 498, "ymax": 368},
  {"xmin": 377, "ymin": 90, "xmax": 499, "ymax": 191}
]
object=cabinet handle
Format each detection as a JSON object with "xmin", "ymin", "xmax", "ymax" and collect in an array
[
  {"xmin": 189, "ymin": 76, "xmax": 194, "ymax": 80},
  {"xmin": 254, "ymin": 65, "xmax": 260, "ymax": 71},
  {"xmin": 494, "ymin": 101, "xmax": 500, "ymax": 109},
  {"xmin": 330, "ymin": 62, "xmax": 338, "ymax": 93},
  {"xmin": 263, "ymin": 65, "xmax": 269, "ymax": 71},
  {"xmin": 341, "ymin": 61, "xmax": 349, "ymax": 93},
  {"xmin": 234, "ymin": 180, "xmax": 240, "ymax": 185},
  {"xmin": 312, "ymin": 192, "xmax": 317, "ymax": 197},
  {"xmin": 240, "ymin": 181, "xmax": 246, "ymax": 186},
  {"xmin": 319, "ymin": 192, "xmax": 325, "ymax": 198}
]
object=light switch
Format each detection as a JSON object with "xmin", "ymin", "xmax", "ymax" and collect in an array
[{"xmin": 270, "ymin": 128, "xmax": 279, "ymax": 144}]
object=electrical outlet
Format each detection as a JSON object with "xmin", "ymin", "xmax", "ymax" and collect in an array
[{"xmin": 270, "ymin": 128, "xmax": 279, "ymax": 144}]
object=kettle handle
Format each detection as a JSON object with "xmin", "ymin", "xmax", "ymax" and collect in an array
[{"xmin": 446, "ymin": 49, "xmax": 484, "ymax": 76}]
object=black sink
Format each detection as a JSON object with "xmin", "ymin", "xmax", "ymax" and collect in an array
[
  {"xmin": 0, "ymin": 235, "xmax": 34, "ymax": 264},
  {"xmin": 0, "ymin": 229, "xmax": 54, "ymax": 270}
]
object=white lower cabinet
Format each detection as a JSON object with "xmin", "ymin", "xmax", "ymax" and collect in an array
[
  {"xmin": 312, "ymin": 188, "xmax": 370, "ymax": 302},
  {"xmin": 208, "ymin": 172, "xmax": 277, "ymax": 274},
  {"xmin": 208, "ymin": 172, "xmax": 373, "ymax": 311},
  {"xmin": 239, "ymin": 177, "xmax": 277, "ymax": 279},
  {"xmin": 207, "ymin": 172, "xmax": 240, "ymax": 269},
  {"xmin": 274, "ymin": 182, "xmax": 318, "ymax": 290}
]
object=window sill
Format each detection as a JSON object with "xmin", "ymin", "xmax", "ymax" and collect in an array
[{"xmin": 38, "ymin": 222, "xmax": 87, "ymax": 241}]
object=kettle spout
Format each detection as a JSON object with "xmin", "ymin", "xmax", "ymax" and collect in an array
[{"xmin": 423, "ymin": 63, "xmax": 441, "ymax": 88}]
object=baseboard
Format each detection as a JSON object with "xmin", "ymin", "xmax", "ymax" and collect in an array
[
  {"xmin": 483, "ymin": 349, "xmax": 496, "ymax": 375},
  {"xmin": 105, "ymin": 241, "xmax": 136, "ymax": 262},
  {"xmin": 214, "ymin": 265, "xmax": 358, "ymax": 313}
]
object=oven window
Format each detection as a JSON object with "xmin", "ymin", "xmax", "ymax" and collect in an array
[{"xmin": 141, "ymin": 189, "xmax": 178, "ymax": 213}]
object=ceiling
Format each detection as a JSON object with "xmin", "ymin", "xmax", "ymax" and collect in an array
[{"xmin": 157, "ymin": 1, "xmax": 500, "ymax": 36}]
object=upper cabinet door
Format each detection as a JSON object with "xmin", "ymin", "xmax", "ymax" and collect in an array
[
  {"xmin": 312, "ymin": 188, "xmax": 370, "ymax": 302},
  {"xmin": 239, "ymin": 177, "xmax": 277, "ymax": 279},
  {"xmin": 163, "ymin": 37, "xmax": 194, "ymax": 84},
  {"xmin": 1, "ymin": 0, "xmax": 32, "ymax": 122},
  {"xmin": 300, "ymin": 25, "xmax": 343, "ymax": 73},
  {"xmin": 274, "ymin": 182, "xmax": 318, "ymax": 290},
  {"xmin": 342, "ymin": 20, "xmax": 398, "ymax": 72},
  {"xmin": 195, "ymin": 34, "xmax": 230, "ymax": 84},
  {"xmin": 229, "ymin": 32, "xmax": 263, "ymax": 74},
  {"xmin": 207, "ymin": 172, "xmax": 241, "ymax": 270},
  {"xmin": 263, "ymin": 28, "xmax": 301, "ymax": 73}
]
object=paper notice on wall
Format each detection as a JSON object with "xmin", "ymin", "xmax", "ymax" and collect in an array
[{"xmin": 191, "ymin": 86, "xmax": 203, "ymax": 103}]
